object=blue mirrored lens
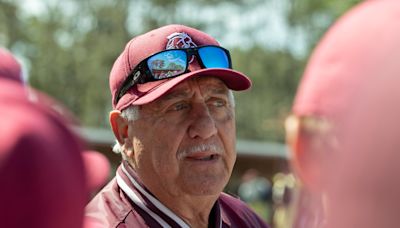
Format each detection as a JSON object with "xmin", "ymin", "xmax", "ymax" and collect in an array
[
  {"xmin": 198, "ymin": 46, "xmax": 230, "ymax": 69},
  {"xmin": 147, "ymin": 50, "xmax": 187, "ymax": 79}
]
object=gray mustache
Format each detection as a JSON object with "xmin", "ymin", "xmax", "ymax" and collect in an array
[{"xmin": 177, "ymin": 144, "xmax": 223, "ymax": 159}]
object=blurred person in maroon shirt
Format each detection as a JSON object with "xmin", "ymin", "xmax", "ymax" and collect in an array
[
  {"xmin": 285, "ymin": 1, "xmax": 400, "ymax": 227},
  {"xmin": 0, "ymin": 47, "xmax": 110, "ymax": 227}
]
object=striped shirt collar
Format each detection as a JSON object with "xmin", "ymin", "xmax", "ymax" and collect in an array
[{"xmin": 116, "ymin": 161, "xmax": 223, "ymax": 228}]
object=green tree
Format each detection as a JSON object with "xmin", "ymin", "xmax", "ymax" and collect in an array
[
  {"xmin": 287, "ymin": 0, "xmax": 362, "ymax": 52},
  {"xmin": 233, "ymin": 46, "xmax": 305, "ymax": 142}
]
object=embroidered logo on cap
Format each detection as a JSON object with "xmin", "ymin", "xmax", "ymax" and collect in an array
[
  {"xmin": 166, "ymin": 32, "xmax": 197, "ymax": 63},
  {"xmin": 166, "ymin": 32, "xmax": 197, "ymax": 49}
]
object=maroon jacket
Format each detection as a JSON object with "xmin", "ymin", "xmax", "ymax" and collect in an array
[{"xmin": 86, "ymin": 162, "xmax": 268, "ymax": 227}]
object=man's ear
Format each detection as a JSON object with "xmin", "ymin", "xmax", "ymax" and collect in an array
[
  {"xmin": 285, "ymin": 115, "xmax": 328, "ymax": 193},
  {"xmin": 109, "ymin": 110, "xmax": 129, "ymax": 145}
]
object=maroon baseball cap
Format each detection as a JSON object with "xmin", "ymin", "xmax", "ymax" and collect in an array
[
  {"xmin": 0, "ymin": 95, "xmax": 87, "ymax": 228},
  {"xmin": 292, "ymin": 0, "xmax": 400, "ymax": 122},
  {"xmin": 110, "ymin": 24, "xmax": 251, "ymax": 110}
]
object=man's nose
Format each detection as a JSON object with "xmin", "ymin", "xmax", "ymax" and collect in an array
[
  {"xmin": 187, "ymin": 56, "xmax": 202, "ymax": 72},
  {"xmin": 188, "ymin": 103, "xmax": 218, "ymax": 139}
]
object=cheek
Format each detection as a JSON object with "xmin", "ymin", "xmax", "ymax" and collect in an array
[
  {"xmin": 220, "ymin": 109, "xmax": 236, "ymax": 140},
  {"xmin": 143, "ymin": 123, "xmax": 183, "ymax": 170},
  {"xmin": 217, "ymin": 110, "xmax": 236, "ymax": 157},
  {"xmin": 131, "ymin": 139, "xmax": 146, "ymax": 168}
]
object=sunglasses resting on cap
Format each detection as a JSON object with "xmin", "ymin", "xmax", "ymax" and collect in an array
[{"xmin": 115, "ymin": 45, "xmax": 232, "ymax": 103}]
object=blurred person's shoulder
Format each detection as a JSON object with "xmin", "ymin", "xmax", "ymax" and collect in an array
[{"xmin": 219, "ymin": 192, "xmax": 269, "ymax": 227}]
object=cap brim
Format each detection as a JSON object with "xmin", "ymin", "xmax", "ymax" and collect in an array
[{"xmin": 117, "ymin": 68, "xmax": 251, "ymax": 110}]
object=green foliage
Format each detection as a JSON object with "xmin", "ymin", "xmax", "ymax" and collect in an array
[
  {"xmin": 18, "ymin": 0, "xmax": 131, "ymax": 127},
  {"xmin": 287, "ymin": 0, "xmax": 362, "ymax": 50},
  {"xmin": 1, "ymin": 0, "xmax": 359, "ymax": 142},
  {"xmin": 232, "ymin": 46, "xmax": 305, "ymax": 142},
  {"xmin": 0, "ymin": 1, "xmax": 24, "ymax": 46}
]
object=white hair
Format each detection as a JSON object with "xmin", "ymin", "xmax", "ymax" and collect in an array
[
  {"xmin": 112, "ymin": 90, "xmax": 235, "ymax": 154},
  {"xmin": 112, "ymin": 140, "xmax": 124, "ymax": 155},
  {"xmin": 121, "ymin": 105, "xmax": 140, "ymax": 122},
  {"xmin": 228, "ymin": 90, "xmax": 235, "ymax": 107}
]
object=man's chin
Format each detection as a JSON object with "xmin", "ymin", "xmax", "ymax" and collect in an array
[{"xmin": 182, "ymin": 176, "xmax": 229, "ymax": 196}]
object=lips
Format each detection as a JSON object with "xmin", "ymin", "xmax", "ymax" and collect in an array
[
  {"xmin": 178, "ymin": 143, "xmax": 223, "ymax": 162},
  {"xmin": 185, "ymin": 151, "xmax": 220, "ymax": 161}
]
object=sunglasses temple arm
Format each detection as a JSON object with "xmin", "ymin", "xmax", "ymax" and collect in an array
[{"xmin": 115, "ymin": 73, "xmax": 135, "ymax": 103}]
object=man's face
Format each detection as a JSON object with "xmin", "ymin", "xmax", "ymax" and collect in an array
[{"xmin": 127, "ymin": 76, "xmax": 236, "ymax": 198}]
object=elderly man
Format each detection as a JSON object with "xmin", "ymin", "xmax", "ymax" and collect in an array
[
  {"xmin": 86, "ymin": 25, "xmax": 268, "ymax": 227},
  {"xmin": 285, "ymin": 1, "xmax": 400, "ymax": 228}
]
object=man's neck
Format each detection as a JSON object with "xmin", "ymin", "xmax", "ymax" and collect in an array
[{"xmin": 154, "ymin": 191, "xmax": 219, "ymax": 227}]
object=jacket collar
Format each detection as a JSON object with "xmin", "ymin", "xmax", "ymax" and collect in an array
[{"xmin": 116, "ymin": 161, "xmax": 225, "ymax": 227}]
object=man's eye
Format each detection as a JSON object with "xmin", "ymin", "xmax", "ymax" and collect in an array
[
  {"xmin": 171, "ymin": 102, "xmax": 190, "ymax": 111},
  {"xmin": 210, "ymin": 99, "xmax": 226, "ymax": 107}
]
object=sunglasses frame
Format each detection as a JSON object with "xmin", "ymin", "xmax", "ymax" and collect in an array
[{"xmin": 115, "ymin": 45, "xmax": 232, "ymax": 104}]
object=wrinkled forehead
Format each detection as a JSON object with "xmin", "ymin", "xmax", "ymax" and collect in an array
[
  {"xmin": 166, "ymin": 76, "xmax": 228, "ymax": 96},
  {"xmin": 196, "ymin": 76, "xmax": 228, "ymax": 90},
  {"xmin": 140, "ymin": 77, "xmax": 229, "ymax": 109}
]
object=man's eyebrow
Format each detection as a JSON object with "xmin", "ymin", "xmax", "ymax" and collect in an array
[
  {"xmin": 210, "ymin": 87, "xmax": 228, "ymax": 94},
  {"xmin": 161, "ymin": 89, "xmax": 191, "ymax": 101},
  {"xmin": 202, "ymin": 84, "xmax": 229, "ymax": 95}
]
